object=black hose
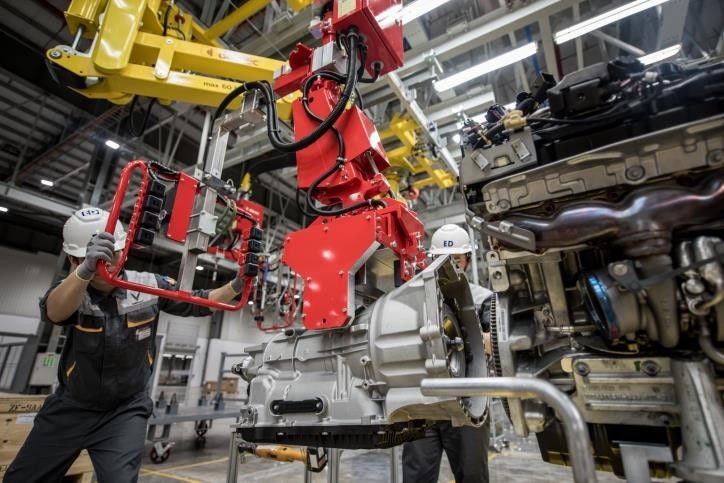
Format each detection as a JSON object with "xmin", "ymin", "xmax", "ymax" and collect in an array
[
  {"xmin": 266, "ymin": 30, "xmax": 361, "ymax": 152},
  {"xmin": 213, "ymin": 83, "xmax": 248, "ymax": 121},
  {"xmin": 162, "ymin": 4, "xmax": 172, "ymax": 36},
  {"xmin": 126, "ymin": 97, "xmax": 157, "ymax": 137}
]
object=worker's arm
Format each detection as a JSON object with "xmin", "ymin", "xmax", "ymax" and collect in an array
[
  {"xmin": 155, "ymin": 273, "xmax": 243, "ymax": 316},
  {"xmin": 44, "ymin": 233, "xmax": 115, "ymax": 323},
  {"xmin": 208, "ymin": 277, "xmax": 244, "ymax": 304}
]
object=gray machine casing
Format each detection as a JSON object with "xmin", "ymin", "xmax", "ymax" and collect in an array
[{"xmin": 236, "ymin": 256, "xmax": 488, "ymax": 448}]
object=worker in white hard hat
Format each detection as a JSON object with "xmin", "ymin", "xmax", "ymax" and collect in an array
[
  {"xmin": 402, "ymin": 223, "xmax": 492, "ymax": 483},
  {"xmin": 5, "ymin": 207, "xmax": 246, "ymax": 483}
]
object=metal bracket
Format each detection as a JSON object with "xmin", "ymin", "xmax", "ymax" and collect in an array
[
  {"xmin": 619, "ymin": 443, "xmax": 674, "ymax": 483},
  {"xmin": 482, "ymin": 220, "xmax": 537, "ymax": 252},
  {"xmin": 199, "ymin": 172, "xmax": 236, "ymax": 197}
]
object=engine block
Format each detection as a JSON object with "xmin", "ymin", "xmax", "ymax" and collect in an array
[{"xmin": 462, "ymin": 59, "xmax": 724, "ymax": 480}]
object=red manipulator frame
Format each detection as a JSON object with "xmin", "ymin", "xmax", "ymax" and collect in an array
[{"xmin": 97, "ymin": 160, "xmax": 256, "ymax": 311}]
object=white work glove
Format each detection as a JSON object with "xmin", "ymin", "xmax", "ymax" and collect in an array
[{"xmin": 76, "ymin": 232, "xmax": 115, "ymax": 280}]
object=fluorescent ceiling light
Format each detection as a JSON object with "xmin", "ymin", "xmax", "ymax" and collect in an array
[
  {"xmin": 40, "ymin": 179, "xmax": 54, "ymax": 187},
  {"xmin": 554, "ymin": 0, "xmax": 673, "ymax": 44},
  {"xmin": 402, "ymin": 0, "xmax": 455, "ymax": 24},
  {"xmin": 638, "ymin": 44, "xmax": 681, "ymax": 65},
  {"xmin": 428, "ymin": 91, "xmax": 496, "ymax": 123},
  {"xmin": 0, "ymin": 206, "xmax": 8, "ymax": 213},
  {"xmin": 105, "ymin": 139, "xmax": 120, "ymax": 150},
  {"xmin": 434, "ymin": 42, "xmax": 538, "ymax": 92},
  {"xmin": 195, "ymin": 265, "xmax": 204, "ymax": 271}
]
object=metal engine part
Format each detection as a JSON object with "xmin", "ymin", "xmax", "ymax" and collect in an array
[
  {"xmin": 234, "ymin": 255, "xmax": 488, "ymax": 449},
  {"xmin": 462, "ymin": 59, "xmax": 724, "ymax": 481}
]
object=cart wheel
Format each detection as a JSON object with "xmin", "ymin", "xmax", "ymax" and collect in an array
[
  {"xmin": 194, "ymin": 435, "xmax": 207, "ymax": 449},
  {"xmin": 195, "ymin": 420, "xmax": 209, "ymax": 437},
  {"xmin": 150, "ymin": 447, "xmax": 170, "ymax": 464}
]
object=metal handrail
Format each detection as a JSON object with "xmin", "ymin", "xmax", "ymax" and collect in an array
[{"xmin": 421, "ymin": 377, "xmax": 597, "ymax": 483}]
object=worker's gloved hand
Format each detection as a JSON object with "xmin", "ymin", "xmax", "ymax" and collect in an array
[
  {"xmin": 76, "ymin": 232, "xmax": 116, "ymax": 280},
  {"xmin": 230, "ymin": 271, "xmax": 245, "ymax": 295}
]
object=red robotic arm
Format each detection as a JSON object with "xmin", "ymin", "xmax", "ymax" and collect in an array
[
  {"xmin": 271, "ymin": 0, "xmax": 428, "ymax": 329},
  {"xmin": 97, "ymin": 0, "xmax": 428, "ymax": 326}
]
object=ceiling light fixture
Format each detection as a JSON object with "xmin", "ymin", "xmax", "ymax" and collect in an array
[
  {"xmin": 195, "ymin": 265, "xmax": 204, "ymax": 271},
  {"xmin": 105, "ymin": 139, "xmax": 120, "ymax": 150},
  {"xmin": 638, "ymin": 44, "xmax": 681, "ymax": 65},
  {"xmin": 402, "ymin": 0, "xmax": 455, "ymax": 24},
  {"xmin": 451, "ymin": 133, "xmax": 461, "ymax": 144},
  {"xmin": 434, "ymin": 42, "xmax": 538, "ymax": 92},
  {"xmin": 0, "ymin": 206, "xmax": 8, "ymax": 213},
  {"xmin": 554, "ymin": 0, "xmax": 673, "ymax": 44},
  {"xmin": 40, "ymin": 179, "xmax": 54, "ymax": 187}
]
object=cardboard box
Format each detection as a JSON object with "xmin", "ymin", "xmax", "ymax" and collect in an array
[
  {"xmin": 203, "ymin": 377, "xmax": 239, "ymax": 394},
  {"xmin": 0, "ymin": 449, "xmax": 92, "ymax": 479},
  {"xmin": 0, "ymin": 393, "xmax": 93, "ymax": 479},
  {"xmin": 0, "ymin": 411, "xmax": 40, "ymax": 449},
  {"xmin": 0, "ymin": 393, "xmax": 46, "ymax": 415}
]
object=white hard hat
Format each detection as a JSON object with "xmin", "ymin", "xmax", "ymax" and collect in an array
[
  {"xmin": 62, "ymin": 207, "xmax": 126, "ymax": 257},
  {"xmin": 429, "ymin": 224, "xmax": 472, "ymax": 255}
]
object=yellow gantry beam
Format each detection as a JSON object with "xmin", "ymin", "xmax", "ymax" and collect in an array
[{"xmin": 381, "ymin": 114, "xmax": 456, "ymax": 191}]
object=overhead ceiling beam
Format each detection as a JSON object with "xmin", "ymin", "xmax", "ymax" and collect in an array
[
  {"xmin": 0, "ymin": 181, "xmax": 76, "ymax": 216},
  {"xmin": 361, "ymin": 0, "xmax": 579, "ymax": 100}
]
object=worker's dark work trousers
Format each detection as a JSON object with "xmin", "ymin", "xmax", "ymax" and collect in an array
[
  {"xmin": 3, "ymin": 390, "xmax": 153, "ymax": 483},
  {"xmin": 402, "ymin": 421, "xmax": 490, "ymax": 483}
]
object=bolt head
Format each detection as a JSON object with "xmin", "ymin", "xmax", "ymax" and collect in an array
[
  {"xmin": 625, "ymin": 165, "xmax": 645, "ymax": 181},
  {"xmin": 641, "ymin": 360, "xmax": 660, "ymax": 376},
  {"xmin": 49, "ymin": 50, "xmax": 62, "ymax": 59},
  {"xmin": 574, "ymin": 362, "xmax": 590, "ymax": 376},
  {"xmin": 612, "ymin": 263, "xmax": 628, "ymax": 277}
]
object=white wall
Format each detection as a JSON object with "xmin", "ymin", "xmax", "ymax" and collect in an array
[
  {"xmin": 220, "ymin": 308, "xmax": 271, "ymax": 346},
  {"xmin": 0, "ymin": 247, "xmax": 57, "ymax": 334}
]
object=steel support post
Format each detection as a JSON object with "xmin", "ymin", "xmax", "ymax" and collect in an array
[
  {"xmin": 538, "ymin": 16, "xmax": 561, "ymax": 79},
  {"xmin": 226, "ymin": 431, "xmax": 240, "ymax": 483},
  {"xmin": 671, "ymin": 359, "xmax": 724, "ymax": 482}
]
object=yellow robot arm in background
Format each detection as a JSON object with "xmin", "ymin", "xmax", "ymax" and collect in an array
[{"xmin": 381, "ymin": 113, "xmax": 457, "ymax": 193}]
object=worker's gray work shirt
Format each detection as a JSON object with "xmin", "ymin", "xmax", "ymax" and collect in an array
[
  {"xmin": 39, "ymin": 270, "xmax": 212, "ymax": 410},
  {"xmin": 470, "ymin": 283, "xmax": 493, "ymax": 311}
]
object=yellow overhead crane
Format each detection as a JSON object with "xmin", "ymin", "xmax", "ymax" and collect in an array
[
  {"xmin": 47, "ymin": 0, "xmax": 312, "ymax": 112},
  {"xmin": 381, "ymin": 113, "xmax": 457, "ymax": 196},
  {"xmin": 48, "ymin": 1, "xmax": 459, "ymax": 193}
]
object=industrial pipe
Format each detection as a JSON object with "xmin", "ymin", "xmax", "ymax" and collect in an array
[
  {"xmin": 700, "ymin": 325, "xmax": 724, "ymax": 366},
  {"xmin": 421, "ymin": 377, "xmax": 597, "ymax": 483},
  {"xmin": 506, "ymin": 175, "xmax": 724, "ymax": 249}
]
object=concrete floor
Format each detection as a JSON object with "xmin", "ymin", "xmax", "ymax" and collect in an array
[{"xmin": 136, "ymin": 418, "xmax": 644, "ymax": 483}]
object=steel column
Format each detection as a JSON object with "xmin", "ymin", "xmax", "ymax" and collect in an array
[{"xmin": 538, "ymin": 16, "xmax": 561, "ymax": 79}]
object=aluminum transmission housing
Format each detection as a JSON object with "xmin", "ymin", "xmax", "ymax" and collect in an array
[{"xmin": 235, "ymin": 255, "xmax": 488, "ymax": 449}]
